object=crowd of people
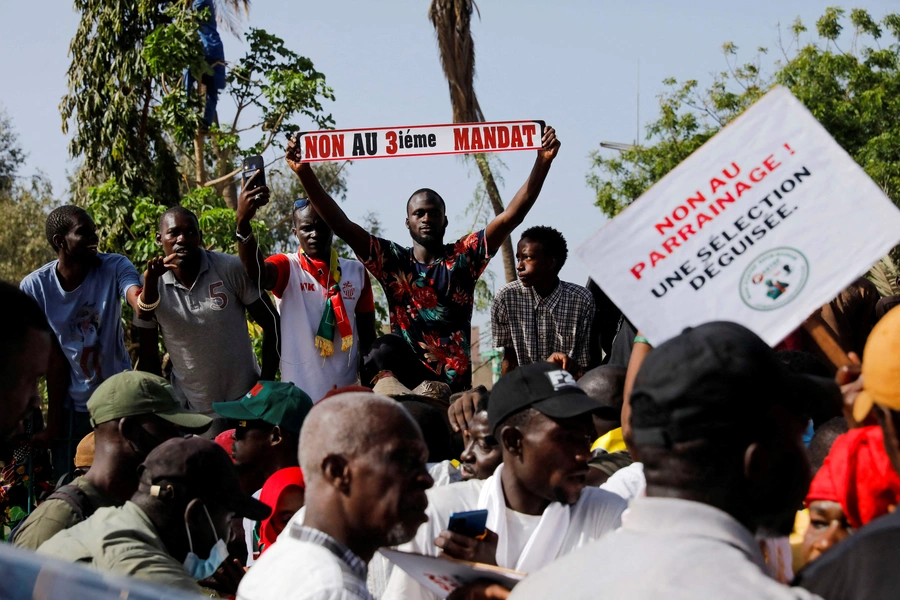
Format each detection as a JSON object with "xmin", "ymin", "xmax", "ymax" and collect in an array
[{"xmin": 3, "ymin": 126, "xmax": 900, "ymax": 599}]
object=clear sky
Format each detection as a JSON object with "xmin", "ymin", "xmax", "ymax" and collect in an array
[{"xmin": 1, "ymin": 0, "xmax": 895, "ymax": 327}]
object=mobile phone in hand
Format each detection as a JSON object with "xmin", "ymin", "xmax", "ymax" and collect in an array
[
  {"xmin": 448, "ymin": 509, "xmax": 488, "ymax": 538},
  {"xmin": 242, "ymin": 156, "xmax": 266, "ymax": 192}
]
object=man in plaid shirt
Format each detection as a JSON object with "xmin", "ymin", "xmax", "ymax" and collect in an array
[{"xmin": 492, "ymin": 226, "xmax": 595, "ymax": 376}]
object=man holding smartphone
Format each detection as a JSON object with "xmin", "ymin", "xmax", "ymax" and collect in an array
[
  {"xmin": 235, "ymin": 169, "xmax": 377, "ymax": 402},
  {"xmin": 284, "ymin": 126, "xmax": 560, "ymax": 393}
]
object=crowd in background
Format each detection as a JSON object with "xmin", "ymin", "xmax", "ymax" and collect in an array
[{"xmin": 4, "ymin": 127, "xmax": 900, "ymax": 600}]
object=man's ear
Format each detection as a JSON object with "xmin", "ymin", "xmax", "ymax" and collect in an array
[
  {"xmin": 52, "ymin": 234, "xmax": 66, "ymax": 253},
  {"xmin": 119, "ymin": 417, "xmax": 139, "ymax": 452},
  {"xmin": 743, "ymin": 441, "xmax": 770, "ymax": 483},
  {"xmin": 405, "ymin": 217, "xmax": 410, "ymax": 230},
  {"xmin": 321, "ymin": 454, "xmax": 351, "ymax": 494},
  {"xmin": 270, "ymin": 425, "xmax": 283, "ymax": 446},
  {"xmin": 443, "ymin": 216, "xmax": 449, "ymax": 229},
  {"xmin": 155, "ymin": 231, "xmax": 162, "ymax": 246},
  {"xmin": 499, "ymin": 425, "xmax": 524, "ymax": 459}
]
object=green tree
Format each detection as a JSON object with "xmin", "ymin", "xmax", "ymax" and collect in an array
[{"xmin": 588, "ymin": 7, "xmax": 900, "ymax": 220}]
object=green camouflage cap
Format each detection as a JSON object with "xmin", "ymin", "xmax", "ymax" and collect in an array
[
  {"xmin": 212, "ymin": 381, "xmax": 314, "ymax": 434},
  {"xmin": 87, "ymin": 371, "xmax": 212, "ymax": 433}
]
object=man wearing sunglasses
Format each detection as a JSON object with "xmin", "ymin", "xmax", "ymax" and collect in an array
[{"xmin": 236, "ymin": 176, "xmax": 377, "ymax": 403}]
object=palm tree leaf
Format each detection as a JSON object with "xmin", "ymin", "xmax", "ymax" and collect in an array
[
  {"xmin": 866, "ymin": 255, "xmax": 900, "ymax": 297},
  {"xmin": 213, "ymin": 0, "xmax": 250, "ymax": 38},
  {"xmin": 428, "ymin": 0, "xmax": 483, "ymax": 123}
]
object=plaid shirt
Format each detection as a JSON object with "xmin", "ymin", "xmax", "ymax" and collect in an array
[{"xmin": 491, "ymin": 279, "xmax": 595, "ymax": 369}]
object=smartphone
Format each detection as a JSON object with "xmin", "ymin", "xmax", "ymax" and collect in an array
[
  {"xmin": 447, "ymin": 509, "xmax": 488, "ymax": 538},
  {"xmin": 242, "ymin": 156, "xmax": 266, "ymax": 191}
]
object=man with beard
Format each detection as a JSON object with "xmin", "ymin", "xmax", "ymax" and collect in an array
[
  {"xmin": 283, "ymin": 128, "xmax": 560, "ymax": 393},
  {"xmin": 20, "ymin": 206, "xmax": 142, "ymax": 476},
  {"xmin": 235, "ymin": 179, "xmax": 376, "ymax": 403},
  {"xmin": 136, "ymin": 206, "xmax": 279, "ymax": 434},
  {"xmin": 0, "ymin": 281, "xmax": 51, "ymax": 450},
  {"xmin": 510, "ymin": 322, "xmax": 833, "ymax": 599},
  {"xmin": 382, "ymin": 363, "xmax": 626, "ymax": 600},
  {"xmin": 237, "ymin": 393, "xmax": 434, "ymax": 600},
  {"xmin": 13, "ymin": 371, "xmax": 211, "ymax": 550}
]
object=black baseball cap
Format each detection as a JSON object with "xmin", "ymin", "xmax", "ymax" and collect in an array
[
  {"xmin": 138, "ymin": 436, "xmax": 271, "ymax": 521},
  {"xmin": 488, "ymin": 362, "xmax": 603, "ymax": 433},
  {"xmin": 630, "ymin": 321, "xmax": 840, "ymax": 448}
]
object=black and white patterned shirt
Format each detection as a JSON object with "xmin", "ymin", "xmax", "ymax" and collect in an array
[{"xmin": 491, "ymin": 279, "xmax": 595, "ymax": 369}]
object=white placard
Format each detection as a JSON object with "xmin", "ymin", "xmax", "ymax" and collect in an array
[
  {"xmin": 379, "ymin": 549, "xmax": 525, "ymax": 598},
  {"xmin": 577, "ymin": 86, "xmax": 900, "ymax": 346},
  {"xmin": 296, "ymin": 120, "xmax": 544, "ymax": 162}
]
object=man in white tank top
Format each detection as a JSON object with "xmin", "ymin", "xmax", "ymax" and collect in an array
[{"xmin": 235, "ymin": 177, "xmax": 377, "ymax": 402}]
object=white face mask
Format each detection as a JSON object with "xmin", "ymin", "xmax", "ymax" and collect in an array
[{"xmin": 182, "ymin": 504, "xmax": 228, "ymax": 580}]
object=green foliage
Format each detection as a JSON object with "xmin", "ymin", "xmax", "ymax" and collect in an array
[
  {"xmin": 0, "ymin": 175, "xmax": 58, "ymax": 283},
  {"xmin": 0, "ymin": 107, "xmax": 25, "ymax": 193},
  {"xmin": 588, "ymin": 7, "xmax": 900, "ymax": 223}
]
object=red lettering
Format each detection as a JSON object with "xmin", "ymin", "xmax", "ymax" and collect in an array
[
  {"xmin": 318, "ymin": 135, "xmax": 331, "ymax": 158},
  {"xmin": 331, "ymin": 134, "xmax": 344, "ymax": 157},
  {"xmin": 471, "ymin": 127, "xmax": 484, "ymax": 150},
  {"xmin": 497, "ymin": 126, "xmax": 510, "ymax": 148},
  {"xmin": 655, "ymin": 216, "xmax": 675, "ymax": 235},
  {"xmin": 386, "ymin": 131, "xmax": 398, "ymax": 155},
  {"xmin": 749, "ymin": 167, "xmax": 767, "ymax": 183},
  {"xmin": 677, "ymin": 224, "xmax": 695, "ymax": 241},
  {"xmin": 523, "ymin": 124, "xmax": 537, "ymax": 146},
  {"xmin": 686, "ymin": 192, "xmax": 706, "ymax": 210},
  {"xmin": 709, "ymin": 178, "xmax": 726, "ymax": 193},
  {"xmin": 630, "ymin": 262, "xmax": 646, "ymax": 280},
  {"xmin": 453, "ymin": 128, "xmax": 469, "ymax": 151},
  {"xmin": 715, "ymin": 191, "xmax": 735, "ymax": 210},
  {"xmin": 662, "ymin": 237, "xmax": 680, "ymax": 253},
  {"xmin": 734, "ymin": 181, "xmax": 751, "ymax": 198},
  {"xmin": 722, "ymin": 162, "xmax": 740, "ymax": 178},
  {"xmin": 483, "ymin": 126, "xmax": 496, "ymax": 149},
  {"xmin": 763, "ymin": 154, "xmax": 782, "ymax": 171},
  {"xmin": 650, "ymin": 251, "xmax": 667, "ymax": 267},
  {"xmin": 696, "ymin": 212, "xmax": 714, "ymax": 229},
  {"xmin": 511, "ymin": 126, "xmax": 523, "ymax": 148},
  {"xmin": 672, "ymin": 205, "xmax": 689, "ymax": 221},
  {"xmin": 305, "ymin": 136, "xmax": 318, "ymax": 159}
]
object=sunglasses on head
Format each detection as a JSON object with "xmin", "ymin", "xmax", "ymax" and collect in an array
[{"xmin": 293, "ymin": 199, "xmax": 310, "ymax": 211}]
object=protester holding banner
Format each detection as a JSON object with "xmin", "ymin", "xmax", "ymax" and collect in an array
[
  {"xmin": 285, "ymin": 126, "xmax": 560, "ymax": 392},
  {"xmin": 492, "ymin": 226, "xmax": 594, "ymax": 375},
  {"xmin": 235, "ymin": 173, "xmax": 377, "ymax": 402}
]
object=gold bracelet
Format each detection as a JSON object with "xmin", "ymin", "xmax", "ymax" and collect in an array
[{"xmin": 138, "ymin": 295, "xmax": 161, "ymax": 312}]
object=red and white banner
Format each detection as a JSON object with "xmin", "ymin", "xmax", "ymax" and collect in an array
[
  {"xmin": 577, "ymin": 86, "xmax": 900, "ymax": 347},
  {"xmin": 295, "ymin": 120, "xmax": 545, "ymax": 163}
]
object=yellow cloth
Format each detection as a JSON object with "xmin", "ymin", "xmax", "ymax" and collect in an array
[
  {"xmin": 591, "ymin": 427, "xmax": 627, "ymax": 453},
  {"xmin": 790, "ymin": 509, "xmax": 810, "ymax": 574}
]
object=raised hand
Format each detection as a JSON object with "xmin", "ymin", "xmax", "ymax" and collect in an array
[{"xmin": 538, "ymin": 125, "xmax": 560, "ymax": 162}]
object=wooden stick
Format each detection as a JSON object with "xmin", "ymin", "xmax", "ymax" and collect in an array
[{"xmin": 802, "ymin": 313, "xmax": 852, "ymax": 369}]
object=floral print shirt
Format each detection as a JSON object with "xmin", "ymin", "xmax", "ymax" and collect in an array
[{"xmin": 361, "ymin": 230, "xmax": 493, "ymax": 391}]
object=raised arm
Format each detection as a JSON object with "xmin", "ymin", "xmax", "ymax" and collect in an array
[
  {"xmin": 286, "ymin": 137, "xmax": 372, "ymax": 260},
  {"xmin": 484, "ymin": 126, "xmax": 560, "ymax": 253},
  {"xmin": 235, "ymin": 171, "xmax": 279, "ymax": 290}
]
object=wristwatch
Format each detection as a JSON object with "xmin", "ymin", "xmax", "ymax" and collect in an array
[{"xmin": 235, "ymin": 228, "xmax": 254, "ymax": 244}]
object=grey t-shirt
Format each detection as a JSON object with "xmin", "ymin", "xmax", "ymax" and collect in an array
[{"xmin": 134, "ymin": 250, "xmax": 261, "ymax": 414}]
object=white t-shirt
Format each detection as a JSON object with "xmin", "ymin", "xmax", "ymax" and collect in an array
[
  {"xmin": 265, "ymin": 253, "xmax": 374, "ymax": 403},
  {"xmin": 382, "ymin": 476, "xmax": 626, "ymax": 600},
  {"xmin": 243, "ymin": 489, "xmax": 262, "ymax": 567},
  {"xmin": 504, "ymin": 510, "xmax": 541, "ymax": 563}
]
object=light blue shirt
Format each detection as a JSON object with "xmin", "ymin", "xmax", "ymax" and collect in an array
[{"xmin": 21, "ymin": 254, "xmax": 140, "ymax": 411}]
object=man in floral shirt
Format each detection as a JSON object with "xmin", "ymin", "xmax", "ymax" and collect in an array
[{"xmin": 285, "ymin": 126, "xmax": 560, "ymax": 392}]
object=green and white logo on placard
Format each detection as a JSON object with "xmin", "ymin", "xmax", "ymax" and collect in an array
[{"xmin": 739, "ymin": 247, "xmax": 809, "ymax": 311}]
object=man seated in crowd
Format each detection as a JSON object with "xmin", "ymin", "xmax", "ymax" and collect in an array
[
  {"xmin": 492, "ymin": 226, "xmax": 594, "ymax": 376},
  {"xmin": 38, "ymin": 436, "xmax": 270, "ymax": 595},
  {"xmin": 213, "ymin": 380, "xmax": 314, "ymax": 565},
  {"xmin": 510, "ymin": 322, "xmax": 835, "ymax": 599},
  {"xmin": 136, "ymin": 206, "xmax": 279, "ymax": 435},
  {"xmin": 458, "ymin": 387, "xmax": 502, "ymax": 482},
  {"xmin": 20, "ymin": 206, "xmax": 143, "ymax": 476},
  {"xmin": 235, "ymin": 178, "xmax": 377, "ymax": 402},
  {"xmin": 13, "ymin": 371, "xmax": 211, "ymax": 550},
  {"xmin": 0, "ymin": 282, "xmax": 51, "ymax": 454},
  {"xmin": 794, "ymin": 306, "xmax": 900, "ymax": 598},
  {"xmin": 383, "ymin": 362, "xmax": 626, "ymax": 600},
  {"xmin": 285, "ymin": 127, "xmax": 560, "ymax": 392},
  {"xmin": 237, "ymin": 392, "xmax": 435, "ymax": 600}
]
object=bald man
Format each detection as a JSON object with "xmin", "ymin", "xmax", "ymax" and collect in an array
[{"xmin": 237, "ymin": 393, "xmax": 434, "ymax": 600}]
